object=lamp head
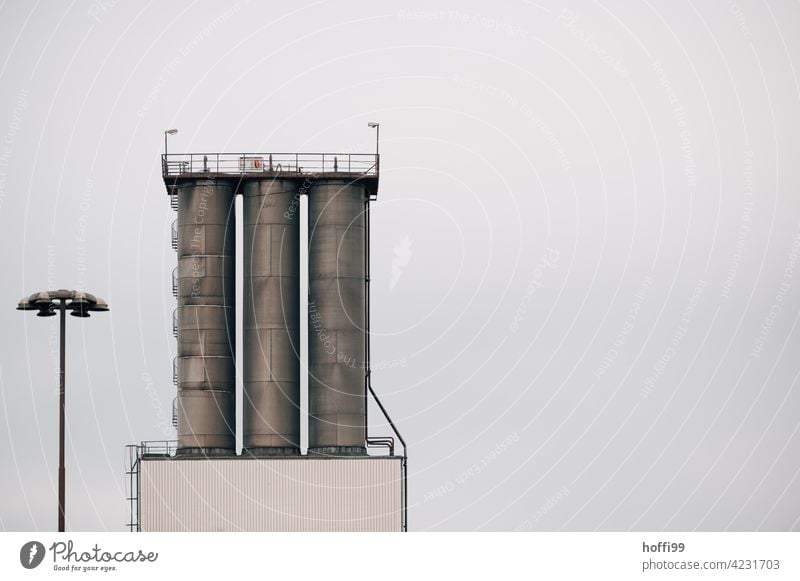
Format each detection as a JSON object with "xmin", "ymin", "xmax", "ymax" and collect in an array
[
  {"xmin": 165, "ymin": 128, "xmax": 178, "ymax": 135},
  {"xmin": 367, "ymin": 122, "xmax": 379, "ymax": 128},
  {"xmin": 17, "ymin": 290, "xmax": 107, "ymax": 317},
  {"xmin": 89, "ymin": 297, "xmax": 109, "ymax": 312},
  {"xmin": 16, "ymin": 297, "xmax": 36, "ymax": 311},
  {"xmin": 27, "ymin": 292, "xmax": 55, "ymax": 316},
  {"xmin": 35, "ymin": 302, "xmax": 56, "ymax": 317},
  {"xmin": 69, "ymin": 293, "xmax": 91, "ymax": 317}
]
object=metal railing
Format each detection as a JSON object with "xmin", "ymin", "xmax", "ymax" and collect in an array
[
  {"xmin": 125, "ymin": 445, "xmax": 140, "ymax": 531},
  {"xmin": 138, "ymin": 439, "xmax": 178, "ymax": 457},
  {"xmin": 125, "ymin": 440, "xmax": 179, "ymax": 531},
  {"xmin": 162, "ymin": 152, "xmax": 379, "ymax": 177},
  {"xmin": 171, "ymin": 398, "xmax": 178, "ymax": 429},
  {"xmin": 365, "ymin": 384, "xmax": 408, "ymax": 532}
]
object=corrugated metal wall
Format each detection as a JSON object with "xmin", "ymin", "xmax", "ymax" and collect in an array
[{"xmin": 140, "ymin": 457, "xmax": 402, "ymax": 532}]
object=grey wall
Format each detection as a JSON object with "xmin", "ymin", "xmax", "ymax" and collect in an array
[{"xmin": 1, "ymin": 0, "xmax": 799, "ymax": 531}]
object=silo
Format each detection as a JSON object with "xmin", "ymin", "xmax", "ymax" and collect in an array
[
  {"xmin": 175, "ymin": 179, "xmax": 236, "ymax": 453},
  {"xmin": 308, "ymin": 179, "xmax": 368, "ymax": 455},
  {"xmin": 242, "ymin": 179, "xmax": 301, "ymax": 454}
]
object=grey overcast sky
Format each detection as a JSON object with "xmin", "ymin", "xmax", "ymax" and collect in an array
[{"xmin": 1, "ymin": 0, "xmax": 800, "ymax": 531}]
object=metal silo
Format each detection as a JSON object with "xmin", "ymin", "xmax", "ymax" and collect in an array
[
  {"xmin": 242, "ymin": 179, "xmax": 301, "ymax": 454},
  {"xmin": 175, "ymin": 179, "xmax": 236, "ymax": 453},
  {"xmin": 307, "ymin": 179, "xmax": 368, "ymax": 455}
]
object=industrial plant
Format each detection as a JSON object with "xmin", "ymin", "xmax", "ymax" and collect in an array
[{"xmin": 125, "ymin": 150, "xmax": 406, "ymax": 532}]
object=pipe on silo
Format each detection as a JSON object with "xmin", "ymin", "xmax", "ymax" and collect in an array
[
  {"xmin": 242, "ymin": 180, "xmax": 301, "ymax": 454},
  {"xmin": 175, "ymin": 179, "xmax": 236, "ymax": 453},
  {"xmin": 307, "ymin": 180, "xmax": 368, "ymax": 456}
]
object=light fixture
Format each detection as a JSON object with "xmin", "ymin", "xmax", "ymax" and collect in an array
[
  {"xmin": 367, "ymin": 122, "xmax": 380, "ymax": 171},
  {"xmin": 17, "ymin": 288, "xmax": 109, "ymax": 531},
  {"xmin": 164, "ymin": 129, "xmax": 179, "ymax": 172}
]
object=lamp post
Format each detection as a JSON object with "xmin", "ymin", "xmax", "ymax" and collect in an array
[
  {"xmin": 164, "ymin": 128, "xmax": 178, "ymax": 173},
  {"xmin": 17, "ymin": 290, "xmax": 109, "ymax": 532},
  {"xmin": 368, "ymin": 121, "xmax": 379, "ymax": 173}
]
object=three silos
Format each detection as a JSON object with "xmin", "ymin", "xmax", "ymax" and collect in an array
[{"xmin": 173, "ymin": 175, "xmax": 370, "ymax": 456}]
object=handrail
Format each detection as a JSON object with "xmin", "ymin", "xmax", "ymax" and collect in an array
[
  {"xmin": 161, "ymin": 152, "xmax": 379, "ymax": 178},
  {"xmin": 367, "ymin": 384, "xmax": 407, "ymax": 457},
  {"xmin": 125, "ymin": 440, "xmax": 179, "ymax": 530}
]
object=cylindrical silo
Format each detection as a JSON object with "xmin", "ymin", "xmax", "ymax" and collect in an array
[
  {"xmin": 308, "ymin": 179, "xmax": 368, "ymax": 455},
  {"xmin": 242, "ymin": 179, "xmax": 301, "ymax": 454},
  {"xmin": 175, "ymin": 179, "xmax": 236, "ymax": 453}
]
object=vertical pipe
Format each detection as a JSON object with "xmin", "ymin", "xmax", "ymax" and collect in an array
[
  {"xmin": 242, "ymin": 179, "xmax": 301, "ymax": 454},
  {"xmin": 363, "ymin": 198, "xmax": 370, "ymax": 444},
  {"xmin": 403, "ymin": 457, "xmax": 408, "ymax": 531},
  {"xmin": 300, "ymin": 193, "xmax": 309, "ymax": 452},
  {"xmin": 307, "ymin": 180, "xmax": 368, "ymax": 455},
  {"xmin": 235, "ymin": 193, "xmax": 243, "ymax": 453},
  {"xmin": 58, "ymin": 300, "xmax": 65, "ymax": 532}
]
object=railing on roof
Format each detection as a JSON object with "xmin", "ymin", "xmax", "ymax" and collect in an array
[
  {"xmin": 162, "ymin": 152, "xmax": 379, "ymax": 178},
  {"xmin": 125, "ymin": 440, "xmax": 179, "ymax": 531}
]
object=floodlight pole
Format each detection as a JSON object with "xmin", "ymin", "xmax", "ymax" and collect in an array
[
  {"xmin": 18, "ymin": 290, "xmax": 108, "ymax": 532},
  {"xmin": 58, "ymin": 299, "xmax": 66, "ymax": 532}
]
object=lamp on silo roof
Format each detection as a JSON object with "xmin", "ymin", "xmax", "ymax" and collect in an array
[
  {"xmin": 164, "ymin": 128, "xmax": 178, "ymax": 173},
  {"xmin": 367, "ymin": 122, "xmax": 379, "ymax": 173}
]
